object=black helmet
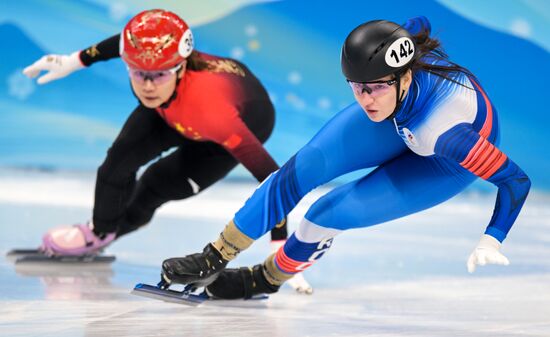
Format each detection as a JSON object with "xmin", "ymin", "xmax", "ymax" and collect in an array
[{"xmin": 341, "ymin": 20, "xmax": 416, "ymax": 82}]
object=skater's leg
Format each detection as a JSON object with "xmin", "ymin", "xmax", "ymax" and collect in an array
[
  {"xmin": 118, "ymin": 141, "xmax": 239, "ymax": 236},
  {"xmin": 205, "ymin": 219, "xmax": 340, "ymax": 298},
  {"xmin": 233, "ymin": 102, "xmax": 408, "ymax": 240},
  {"xmin": 211, "ymin": 102, "xmax": 407, "ymax": 259},
  {"xmin": 238, "ymin": 98, "xmax": 288, "ymax": 242},
  {"xmin": 93, "ymin": 105, "xmax": 182, "ymax": 234},
  {"xmin": 206, "ymin": 152, "xmax": 477, "ymax": 297},
  {"xmin": 213, "ymin": 102, "xmax": 406, "ymax": 273},
  {"xmin": 262, "ymin": 152, "xmax": 476, "ymax": 286},
  {"xmin": 41, "ymin": 106, "xmax": 182, "ymax": 256},
  {"xmin": 160, "ymin": 103, "xmax": 407, "ymax": 287},
  {"xmin": 131, "ymin": 143, "xmax": 249, "ymax": 286}
]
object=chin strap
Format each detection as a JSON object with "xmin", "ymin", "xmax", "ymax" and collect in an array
[{"xmin": 386, "ymin": 73, "xmax": 407, "ymax": 121}]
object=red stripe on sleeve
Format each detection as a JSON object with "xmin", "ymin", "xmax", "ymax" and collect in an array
[
  {"xmin": 461, "ymin": 137, "xmax": 507, "ymax": 179},
  {"xmin": 461, "ymin": 138, "xmax": 485, "ymax": 169},
  {"xmin": 468, "ymin": 141, "xmax": 493, "ymax": 173},
  {"xmin": 479, "ymin": 150, "xmax": 507, "ymax": 179}
]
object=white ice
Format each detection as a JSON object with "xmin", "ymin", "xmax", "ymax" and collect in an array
[{"xmin": 1, "ymin": 168, "xmax": 549, "ymax": 337}]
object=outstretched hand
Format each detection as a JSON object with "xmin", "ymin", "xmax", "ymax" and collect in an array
[
  {"xmin": 467, "ymin": 234, "xmax": 510, "ymax": 273},
  {"xmin": 23, "ymin": 52, "xmax": 84, "ymax": 84}
]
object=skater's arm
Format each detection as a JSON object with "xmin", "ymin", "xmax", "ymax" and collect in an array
[
  {"xmin": 435, "ymin": 124, "xmax": 531, "ymax": 243},
  {"xmin": 435, "ymin": 124, "xmax": 530, "ymax": 273},
  {"xmin": 208, "ymin": 105, "xmax": 280, "ymax": 182},
  {"xmin": 79, "ymin": 34, "xmax": 121, "ymax": 66},
  {"xmin": 23, "ymin": 34, "xmax": 121, "ymax": 85},
  {"xmin": 222, "ymin": 121, "xmax": 280, "ymax": 183}
]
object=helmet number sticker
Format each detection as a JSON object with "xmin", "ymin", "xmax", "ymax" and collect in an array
[
  {"xmin": 385, "ymin": 37, "xmax": 415, "ymax": 68},
  {"xmin": 178, "ymin": 29, "xmax": 194, "ymax": 58}
]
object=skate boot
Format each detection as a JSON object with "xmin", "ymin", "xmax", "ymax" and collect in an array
[
  {"xmin": 205, "ymin": 264, "xmax": 280, "ymax": 299},
  {"xmin": 162, "ymin": 243, "xmax": 228, "ymax": 288},
  {"xmin": 41, "ymin": 222, "xmax": 116, "ymax": 256}
]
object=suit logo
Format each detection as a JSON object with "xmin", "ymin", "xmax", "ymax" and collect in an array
[{"xmin": 402, "ymin": 127, "xmax": 418, "ymax": 147}]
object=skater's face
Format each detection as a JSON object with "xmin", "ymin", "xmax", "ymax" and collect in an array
[
  {"xmin": 129, "ymin": 61, "xmax": 186, "ymax": 108},
  {"xmin": 350, "ymin": 69, "xmax": 412, "ymax": 122}
]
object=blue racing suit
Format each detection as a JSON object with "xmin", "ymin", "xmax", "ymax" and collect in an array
[{"xmin": 232, "ymin": 18, "xmax": 531, "ymax": 274}]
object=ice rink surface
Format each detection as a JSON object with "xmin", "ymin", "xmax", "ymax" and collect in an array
[{"xmin": 1, "ymin": 169, "xmax": 549, "ymax": 337}]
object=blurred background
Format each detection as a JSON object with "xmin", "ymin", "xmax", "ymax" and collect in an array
[
  {"xmin": 1, "ymin": 0, "xmax": 549, "ymax": 189},
  {"xmin": 1, "ymin": 3, "xmax": 549, "ymax": 335}
]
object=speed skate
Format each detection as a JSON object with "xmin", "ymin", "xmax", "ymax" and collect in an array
[
  {"xmin": 6, "ymin": 248, "xmax": 115, "ymax": 264},
  {"xmin": 131, "ymin": 279, "xmax": 268, "ymax": 307}
]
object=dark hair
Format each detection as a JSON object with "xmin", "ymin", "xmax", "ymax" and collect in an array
[
  {"xmin": 409, "ymin": 30, "xmax": 474, "ymax": 88},
  {"xmin": 186, "ymin": 51, "xmax": 210, "ymax": 71}
]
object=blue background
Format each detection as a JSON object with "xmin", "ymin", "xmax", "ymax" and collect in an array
[{"xmin": 1, "ymin": 0, "xmax": 549, "ymax": 189}]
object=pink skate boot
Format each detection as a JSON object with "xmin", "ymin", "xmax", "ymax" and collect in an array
[{"xmin": 41, "ymin": 222, "xmax": 116, "ymax": 256}]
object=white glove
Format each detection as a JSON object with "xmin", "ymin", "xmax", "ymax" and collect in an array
[
  {"xmin": 467, "ymin": 234, "xmax": 510, "ymax": 273},
  {"xmin": 23, "ymin": 51, "xmax": 84, "ymax": 84},
  {"xmin": 271, "ymin": 240, "xmax": 314, "ymax": 294}
]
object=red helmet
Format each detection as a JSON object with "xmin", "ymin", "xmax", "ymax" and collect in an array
[{"xmin": 120, "ymin": 9, "xmax": 194, "ymax": 70}]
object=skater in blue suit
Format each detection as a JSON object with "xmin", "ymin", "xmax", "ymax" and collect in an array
[{"xmin": 160, "ymin": 17, "xmax": 531, "ymax": 299}]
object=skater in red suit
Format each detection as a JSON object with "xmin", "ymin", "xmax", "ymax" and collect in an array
[{"xmin": 23, "ymin": 9, "xmax": 312, "ymax": 293}]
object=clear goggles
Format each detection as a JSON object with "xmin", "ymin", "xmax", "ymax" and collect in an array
[
  {"xmin": 127, "ymin": 63, "xmax": 184, "ymax": 85},
  {"xmin": 347, "ymin": 78, "xmax": 397, "ymax": 97}
]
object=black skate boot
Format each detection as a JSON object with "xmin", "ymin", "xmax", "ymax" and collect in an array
[
  {"xmin": 205, "ymin": 264, "xmax": 280, "ymax": 299},
  {"xmin": 162, "ymin": 243, "xmax": 228, "ymax": 288}
]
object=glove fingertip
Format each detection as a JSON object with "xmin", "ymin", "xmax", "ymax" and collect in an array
[
  {"xmin": 478, "ymin": 255, "xmax": 487, "ymax": 266},
  {"xmin": 37, "ymin": 76, "xmax": 52, "ymax": 85},
  {"xmin": 298, "ymin": 287, "xmax": 314, "ymax": 295},
  {"xmin": 466, "ymin": 261, "xmax": 475, "ymax": 273},
  {"xmin": 22, "ymin": 68, "xmax": 37, "ymax": 78}
]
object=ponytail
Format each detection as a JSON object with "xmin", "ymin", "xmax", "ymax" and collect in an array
[
  {"xmin": 410, "ymin": 30, "xmax": 474, "ymax": 88},
  {"xmin": 186, "ymin": 51, "xmax": 210, "ymax": 71}
]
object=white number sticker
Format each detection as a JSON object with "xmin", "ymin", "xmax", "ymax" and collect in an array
[
  {"xmin": 178, "ymin": 29, "xmax": 194, "ymax": 58},
  {"xmin": 385, "ymin": 37, "xmax": 415, "ymax": 68}
]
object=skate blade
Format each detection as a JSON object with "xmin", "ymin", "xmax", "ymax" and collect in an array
[
  {"xmin": 132, "ymin": 283, "xmax": 270, "ymax": 308},
  {"xmin": 131, "ymin": 283, "xmax": 206, "ymax": 306},
  {"xmin": 6, "ymin": 249, "xmax": 39, "ymax": 263},
  {"xmin": 7, "ymin": 248, "xmax": 115, "ymax": 265},
  {"xmin": 7, "ymin": 249, "xmax": 42, "ymax": 257}
]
